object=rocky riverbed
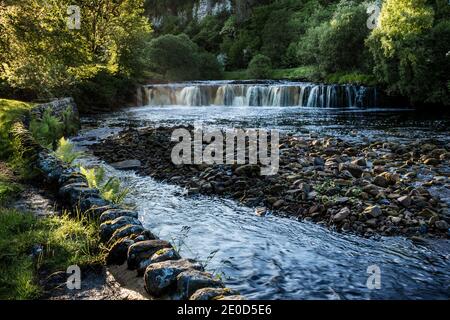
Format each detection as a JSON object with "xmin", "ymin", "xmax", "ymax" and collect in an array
[{"xmin": 91, "ymin": 126, "xmax": 450, "ymax": 239}]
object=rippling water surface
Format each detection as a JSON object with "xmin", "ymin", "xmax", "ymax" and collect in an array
[{"xmin": 74, "ymin": 105, "xmax": 450, "ymax": 300}]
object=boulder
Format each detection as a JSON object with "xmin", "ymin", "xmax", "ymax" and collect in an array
[
  {"xmin": 99, "ymin": 216, "xmax": 142, "ymax": 243},
  {"xmin": 137, "ymin": 248, "xmax": 181, "ymax": 276},
  {"xmin": 397, "ymin": 195, "xmax": 412, "ymax": 208},
  {"xmin": 107, "ymin": 224, "xmax": 147, "ymax": 245},
  {"xmin": 190, "ymin": 287, "xmax": 240, "ymax": 301},
  {"xmin": 127, "ymin": 240, "xmax": 172, "ymax": 270},
  {"xmin": 144, "ymin": 259, "xmax": 203, "ymax": 296},
  {"xmin": 177, "ymin": 270, "xmax": 224, "ymax": 299},
  {"xmin": 99, "ymin": 209, "xmax": 139, "ymax": 224},
  {"xmin": 59, "ymin": 183, "xmax": 99, "ymax": 204},
  {"xmin": 106, "ymin": 238, "xmax": 135, "ymax": 265}
]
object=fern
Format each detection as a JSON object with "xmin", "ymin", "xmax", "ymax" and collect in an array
[
  {"xmin": 54, "ymin": 137, "xmax": 82, "ymax": 164},
  {"xmin": 80, "ymin": 166, "xmax": 129, "ymax": 204},
  {"xmin": 30, "ymin": 109, "xmax": 64, "ymax": 149}
]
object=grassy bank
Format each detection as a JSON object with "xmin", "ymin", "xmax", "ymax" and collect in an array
[{"xmin": 0, "ymin": 98, "xmax": 104, "ymax": 300}]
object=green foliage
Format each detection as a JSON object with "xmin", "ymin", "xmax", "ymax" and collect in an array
[
  {"xmin": 0, "ymin": 208, "xmax": 102, "ymax": 299},
  {"xmin": 147, "ymin": 33, "xmax": 222, "ymax": 80},
  {"xmin": 80, "ymin": 166, "xmax": 129, "ymax": 204},
  {"xmin": 367, "ymin": 0, "xmax": 450, "ymax": 106},
  {"xmin": 0, "ymin": 0, "xmax": 153, "ymax": 110},
  {"xmin": 29, "ymin": 109, "xmax": 64, "ymax": 149},
  {"xmin": 0, "ymin": 99, "xmax": 32, "ymax": 160},
  {"xmin": 247, "ymin": 54, "xmax": 272, "ymax": 79},
  {"xmin": 54, "ymin": 137, "xmax": 82, "ymax": 165},
  {"xmin": 0, "ymin": 170, "xmax": 23, "ymax": 206}
]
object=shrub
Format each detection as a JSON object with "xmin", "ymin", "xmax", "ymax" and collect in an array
[{"xmin": 247, "ymin": 54, "xmax": 272, "ymax": 79}]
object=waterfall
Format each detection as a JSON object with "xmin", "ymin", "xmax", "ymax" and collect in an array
[{"xmin": 143, "ymin": 82, "xmax": 378, "ymax": 108}]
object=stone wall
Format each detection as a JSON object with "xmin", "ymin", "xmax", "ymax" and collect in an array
[{"xmin": 12, "ymin": 98, "xmax": 243, "ymax": 301}]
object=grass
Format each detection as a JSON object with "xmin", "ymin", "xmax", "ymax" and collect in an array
[
  {"xmin": 0, "ymin": 99, "xmax": 33, "ymax": 159},
  {"xmin": 0, "ymin": 208, "xmax": 103, "ymax": 300}
]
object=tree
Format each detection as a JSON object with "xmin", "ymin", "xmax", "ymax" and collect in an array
[
  {"xmin": 247, "ymin": 54, "xmax": 272, "ymax": 79},
  {"xmin": 0, "ymin": 0, "xmax": 152, "ymax": 100},
  {"xmin": 366, "ymin": 0, "xmax": 450, "ymax": 105}
]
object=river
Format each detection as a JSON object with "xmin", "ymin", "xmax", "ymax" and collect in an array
[{"xmin": 73, "ymin": 81, "xmax": 449, "ymax": 300}]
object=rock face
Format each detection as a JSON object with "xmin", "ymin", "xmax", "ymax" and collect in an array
[
  {"xmin": 177, "ymin": 270, "xmax": 224, "ymax": 299},
  {"xmin": 106, "ymin": 238, "xmax": 135, "ymax": 265},
  {"xmin": 127, "ymin": 240, "xmax": 173, "ymax": 270},
  {"xmin": 144, "ymin": 259, "xmax": 203, "ymax": 296}
]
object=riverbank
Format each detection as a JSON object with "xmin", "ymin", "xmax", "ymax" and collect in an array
[{"xmin": 91, "ymin": 126, "xmax": 450, "ymax": 239}]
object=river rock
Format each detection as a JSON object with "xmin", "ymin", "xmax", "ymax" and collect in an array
[
  {"xmin": 234, "ymin": 164, "xmax": 260, "ymax": 177},
  {"xmin": 339, "ymin": 163, "xmax": 363, "ymax": 178},
  {"xmin": 190, "ymin": 287, "xmax": 240, "ymax": 300},
  {"xmin": 364, "ymin": 205, "xmax": 382, "ymax": 218},
  {"xmin": 373, "ymin": 175, "xmax": 389, "ymax": 188},
  {"xmin": 110, "ymin": 159, "xmax": 142, "ymax": 170},
  {"xmin": 108, "ymin": 224, "xmax": 147, "ymax": 245},
  {"xmin": 333, "ymin": 207, "xmax": 350, "ymax": 222},
  {"xmin": 177, "ymin": 270, "xmax": 224, "ymax": 299},
  {"xmin": 59, "ymin": 183, "xmax": 99, "ymax": 204},
  {"xmin": 99, "ymin": 216, "xmax": 142, "ymax": 243},
  {"xmin": 397, "ymin": 195, "xmax": 412, "ymax": 207},
  {"xmin": 144, "ymin": 259, "xmax": 203, "ymax": 296},
  {"xmin": 435, "ymin": 220, "xmax": 449, "ymax": 230},
  {"xmin": 127, "ymin": 240, "xmax": 173, "ymax": 271},
  {"xmin": 99, "ymin": 209, "xmax": 139, "ymax": 224},
  {"xmin": 137, "ymin": 248, "xmax": 181, "ymax": 276},
  {"xmin": 79, "ymin": 196, "xmax": 110, "ymax": 213},
  {"xmin": 106, "ymin": 237, "xmax": 135, "ymax": 265}
]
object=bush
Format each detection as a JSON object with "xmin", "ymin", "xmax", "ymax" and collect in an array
[{"xmin": 247, "ymin": 54, "xmax": 272, "ymax": 79}]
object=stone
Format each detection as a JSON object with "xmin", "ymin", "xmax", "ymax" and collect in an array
[
  {"xmin": 216, "ymin": 295, "xmax": 246, "ymax": 300},
  {"xmin": 234, "ymin": 164, "xmax": 260, "ymax": 177},
  {"xmin": 423, "ymin": 158, "xmax": 440, "ymax": 166},
  {"xmin": 190, "ymin": 287, "xmax": 240, "ymax": 300},
  {"xmin": 106, "ymin": 238, "xmax": 135, "ymax": 265},
  {"xmin": 435, "ymin": 220, "xmax": 449, "ymax": 230},
  {"xmin": 177, "ymin": 270, "xmax": 224, "ymax": 299},
  {"xmin": 144, "ymin": 259, "xmax": 203, "ymax": 296},
  {"xmin": 110, "ymin": 159, "xmax": 142, "ymax": 170},
  {"xmin": 137, "ymin": 248, "xmax": 181, "ymax": 276},
  {"xmin": 340, "ymin": 163, "xmax": 363, "ymax": 178},
  {"xmin": 364, "ymin": 205, "xmax": 382, "ymax": 218},
  {"xmin": 127, "ymin": 240, "xmax": 173, "ymax": 270},
  {"xmin": 314, "ymin": 157, "xmax": 325, "ymax": 166},
  {"xmin": 397, "ymin": 195, "xmax": 412, "ymax": 207},
  {"xmin": 79, "ymin": 196, "xmax": 110, "ymax": 213},
  {"xmin": 108, "ymin": 224, "xmax": 147, "ymax": 245},
  {"xmin": 255, "ymin": 207, "xmax": 267, "ymax": 217},
  {"xmin": 99, "ymin": 216, "xmax": 142, "ymax": 243},
  {"xmin": 59, "ymin": 183, "xmax": 99, "ymax": 204},
  {"xmin": 99, "ymin": 209, "xmax": 139, "ymax": 224},
  {"xmin": 373, "ymin": 175, "xmax": 389, "ymax": 188},
  {"xmin": 352, "ymin": 158, "xmax": 367, "ymax": 167},
  {"xmin": 273, "ymin": 199, "xmax": 285, "ymax": 209},
  {"xmin": 333, "ymin": 207, "xmax": 350, "ymax": 222}
]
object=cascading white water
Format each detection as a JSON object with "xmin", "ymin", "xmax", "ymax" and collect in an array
[{"xmin": 144, "ymin": 81, "xmax": 377, "ymax": 108}]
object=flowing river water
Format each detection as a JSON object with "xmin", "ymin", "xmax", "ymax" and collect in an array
[{"xmin": 73, "ymin": 82, "xmax": 449, "ymax": 300}]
